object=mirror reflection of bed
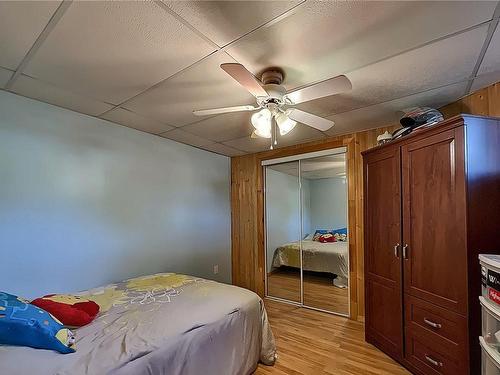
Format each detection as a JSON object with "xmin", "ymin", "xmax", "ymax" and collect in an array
[{"xmin": 265, "ymin": 151, "xmax": 349, "ymax": 316}]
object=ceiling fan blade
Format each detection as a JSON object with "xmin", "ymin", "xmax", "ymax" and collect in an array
[
  {"xmin": 193, "ymin": 105, "xmax": 259, "ymax": 116},
  {"xmin": 284, "ymin": 75, "xmax": 352, "ymax": 104},
  {"xmin": 287, "ymin": 109, "xmax": 335, "ymax": 131},
  {"xmin": 220, "ymin": 63, "xmax": 268, "ymax": 98}
]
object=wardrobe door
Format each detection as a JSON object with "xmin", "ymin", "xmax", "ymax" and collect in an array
[
  {"xmin": 364, "ymin": 146, "xmax": 403, "ymax": 360},
  {"xmin": 401, "ymin": 128, "xmax": 467, "ymax": 314}
]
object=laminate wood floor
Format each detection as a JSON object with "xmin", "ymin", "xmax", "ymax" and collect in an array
[
  {"xmin": 255, "ymin": 300, "xmax": 410, "ymax": 375},
  {"xmin": 267, "ymin": 268, "xmax": 349, "ymax": 315}
]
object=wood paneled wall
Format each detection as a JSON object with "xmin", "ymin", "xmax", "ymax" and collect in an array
[
  {"xmin": 231, "ymin": 81, "xmax": 500, "ymax": 321},
  {"xmin": 440, "ymin": 81, "xmax": 500, "ymax": 118}
]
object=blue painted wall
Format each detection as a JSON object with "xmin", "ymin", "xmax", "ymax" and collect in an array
[
  {"xmin": 309, "ymin": 177, "xmax": 347, "ymax": 231},
  {"xmin": 265, "ymin": 168, "xmax": 301, "ymax": 271},
  {"xmin": 0, "ymin": 91, "xmax": 231, "ymax": 298}
]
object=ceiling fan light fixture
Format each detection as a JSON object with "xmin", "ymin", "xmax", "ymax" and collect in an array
[
  {"xmin": 276, "ymin": 111, "xmax": 297, "ymax": 135},
  {"xmin": 251, "ymin": 108, "xmax": 271, "ymax": 129},
  {"xmin": 193, "ymin": 64, "xmax": 352, "ymax": 141}
]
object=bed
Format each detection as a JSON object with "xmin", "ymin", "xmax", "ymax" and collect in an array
[
  {"xmin": 0, "ymin": 273, "xmax": 276, "ymax": 375},
  {"xmin": 271, "ymin": 240, "xmax": 349, "ymax": 287}
]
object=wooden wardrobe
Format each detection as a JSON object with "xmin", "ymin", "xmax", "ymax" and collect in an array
[{"xmin": 362, "ymin": 114, "xmax": 500, "ymax": 374}]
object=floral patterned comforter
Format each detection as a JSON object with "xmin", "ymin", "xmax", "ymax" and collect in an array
[{"xmin": 0, "ymin": 273, "xmax": 276, "ymax": 375}]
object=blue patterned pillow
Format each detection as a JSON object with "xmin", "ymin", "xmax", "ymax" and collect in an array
[
  {"xmin": 314, "ymin": 229, "xmax": 331, "ymax": 235},
  {"xmin": 0, "ymin": 292, "xmax": 75, "ymax": 353}
]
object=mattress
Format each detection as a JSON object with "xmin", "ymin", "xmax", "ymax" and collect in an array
[
  {"xmin": 0, "ymin": 273, "xmax": 276, "ymax": 375},
  {"xmin": 271, "ymin": 240, "xmax": 349, "ymax": 281}
]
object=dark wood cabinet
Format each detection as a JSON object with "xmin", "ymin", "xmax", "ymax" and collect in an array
[{"xmin": 363, "ymin": 115, "xmax": 500, "ymax": 375}]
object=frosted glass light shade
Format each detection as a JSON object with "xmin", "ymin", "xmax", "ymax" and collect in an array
[
  {"xmin": 254, "ymin": 127, "xmax": 271, "ymax": 138},
  {"xmin": 251, "ymin": 108, "xmax": 272, "ymax": 138},
  {"xmin": 276, "ymin": 111, "xmax": 297, "ymax": 135},
  {"xmin": 251, "ymin": 109, "xmax": 271, "ymax": 129}
]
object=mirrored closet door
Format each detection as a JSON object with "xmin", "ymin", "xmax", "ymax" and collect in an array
[
  {"xmin": 265, "ymin": 161, "xmax": 301, "ymax": 303},
  {"xmin": 301, "ymin": 154, "xmax": 348, "ymax": 315},
  {"xmin": 264, "ymin": 148, "xmax": 349, "ymax": 316}
]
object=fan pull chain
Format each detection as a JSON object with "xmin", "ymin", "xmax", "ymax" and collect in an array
[
  {"xmin": 270, "ymin": 116, "xmax": 278, "ymax": 149},
  {"xmin": 270, "ymin": 117, "xmax": 274, "ymax": 149}
]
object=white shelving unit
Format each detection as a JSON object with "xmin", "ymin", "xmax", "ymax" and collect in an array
[{"xmin": 479, "ymin": 255, "xmax": 500, "ymax": 374}]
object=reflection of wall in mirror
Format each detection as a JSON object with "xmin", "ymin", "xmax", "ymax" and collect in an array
[
  {"xmin": 266, "ymin": 168, "xmax": 302, "ymax": 272},
  {"xmin": 309, "ymin": 177, "xmax": 347, "ymax": 232}
]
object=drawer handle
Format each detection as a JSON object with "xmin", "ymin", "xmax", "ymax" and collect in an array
[
  {"xmin": 423, "ymin": 318, "xmax": 442, "ymax": 329},
  {"xmin": 425, "ymin": 355, "xmax": 443, "ymax": 367}
]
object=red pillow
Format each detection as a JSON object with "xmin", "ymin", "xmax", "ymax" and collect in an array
[
  {"xmin": 318, "ymin": 234, "xmax": 336, "ymax": 243},
  {"xmin": 31, "ymin": 294, "xmax": 99, "ymax": 327}
]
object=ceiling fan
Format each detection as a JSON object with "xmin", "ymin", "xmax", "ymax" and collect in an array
[{"xmin": 193, "ymin": 63, "xmax": 352, "ymax": 149}]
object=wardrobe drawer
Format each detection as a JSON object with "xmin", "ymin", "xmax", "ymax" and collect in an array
[
  {"xmin": 405, "ymin": 332, "xmax": 465, "ymax": 375},
  {"xmin": 405, "ymin": 295, "xmax": 467, "ymax": 346}
]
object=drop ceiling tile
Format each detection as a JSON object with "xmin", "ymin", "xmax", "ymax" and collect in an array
[
  {"xmin": 181, "ymin": 111, "xmax": 254, "ymax": 142},
  {"xmin": 24, "ymin": 1, "xmax": 216, "ymax": 105},
  {"xmin": 166, "ymin": 1, "xmax": 301, "ymax": 47},
  {"xmin": 101, "ymin": 107, "xmax": 174, "ymax": 135},
  {"xmin": 10, "ymin": 74, "xmax": 114, "ymax": 116},
  {"xmin": 123, "ymin": 51, "xmax": 255, "ymax": 127},
  {"xmin": 325, "ymin": 82, "xmax": 468, "ymax": 136},
  {"xmin": 222, "ymin": 123, "xmax": 325, "ymax": 153},
  {"xmin": 199, "ymin": 142, "xmax": 245, "ymax": 157},
  {"xmin": 0, "ymin": 67, "xmax": 14, "ymax": 88},
  {"xmin": 0, "ymin": 1, "xmax": 61, "ymax": 70},
  {"xmin": 159, "ymin": 128, "xmax": 215, "ymax": 148},
  {"xmin": 325, "ymin": 104, "xmax": 402, "ymax": 138},
  {"xmin": 274, "ymin": 123, "xmax": 326, "ymax": 148},
  {"xmin": 226, "ymin": 1, "xmax": 496, "ymax": 91},
  {"xmin": 471, "ymin": 70, "xmax": 500, "ymax": 92},
  {"xmin": 298, "ymin": 26, "xmax": 487, "ymax": 117},
  {"xmin": 223, "ymin": 135, "xmax": 273, "ymax": 154},
  {"xmin": 478, "ymin": 23, "xmax": 500, "ymax": 75}
]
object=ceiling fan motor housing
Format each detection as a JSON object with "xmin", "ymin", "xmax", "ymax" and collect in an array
[
  {"xmin": 258, "ymin": 84, "xmax": 287, "ymax": 108},
  {"xmin": 257, "ymin": 69, "xmax": 286, "ymax": 108},
  {"xmin": 261, "ymin": 69, "xmax": 283, "ymax": 85}
]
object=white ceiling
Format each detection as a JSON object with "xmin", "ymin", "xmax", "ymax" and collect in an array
[{"xmin": 1, "ymin": 1, "xmax": 499, "ymax": 157}]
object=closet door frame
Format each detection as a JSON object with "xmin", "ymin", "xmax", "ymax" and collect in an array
[{"xmin": 263, "ymin": 146, "xmax": 350, "ymax": 317}]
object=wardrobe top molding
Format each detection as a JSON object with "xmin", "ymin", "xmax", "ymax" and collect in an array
[{"xmin": 362, "ymin": 114, "xmax": 500, "ymax": 156}]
